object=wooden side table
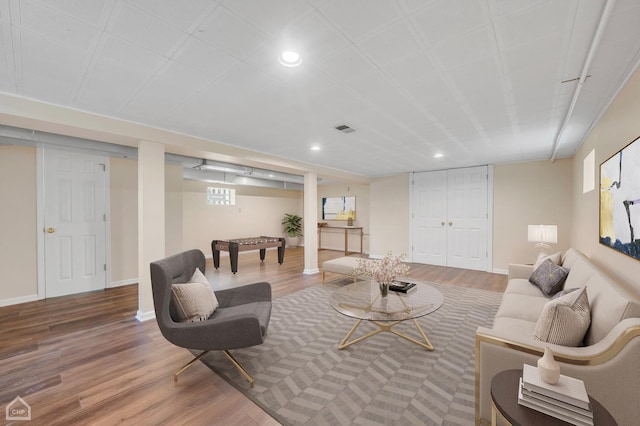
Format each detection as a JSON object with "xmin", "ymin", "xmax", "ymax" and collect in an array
[{"xmin": 490, "ymin": 369, "xmax": 616, "ymax": 425}]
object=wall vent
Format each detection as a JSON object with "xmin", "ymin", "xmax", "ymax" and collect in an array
[{"xmin": 334, "ymin": 124, "xmax": 356, "ymax": 134}]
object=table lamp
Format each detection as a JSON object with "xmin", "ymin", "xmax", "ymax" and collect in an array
[{"xmin": 528, "ymin": 224, "xmax": 557, "ymax": 253}]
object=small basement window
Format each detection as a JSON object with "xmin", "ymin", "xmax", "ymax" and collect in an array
[{"xmin": 207, "ymin": 187, "xmax": 235, "ymax": 205}]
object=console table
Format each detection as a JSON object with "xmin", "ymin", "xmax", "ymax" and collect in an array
[
  {"xmin": 211, "ymin": 236, "xmax": 285, "ymax": 274},
  {"xmin": 318, "ymin": 226, "xmax": 363, "ymax": 255}
]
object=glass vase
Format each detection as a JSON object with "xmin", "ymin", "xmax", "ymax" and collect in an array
[{"xmin": 379, "ymin": 282, "xmax": 389, "ymax": 297}]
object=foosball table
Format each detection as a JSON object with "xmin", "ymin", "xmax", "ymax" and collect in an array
[{"xmin": 211, "ymin": 236, "xmax": 286, "ymax": 274}]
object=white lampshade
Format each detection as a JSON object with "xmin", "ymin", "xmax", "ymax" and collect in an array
[{"xmin": 528, "ymin": 225, "xmax": 558, "ymax": 244}]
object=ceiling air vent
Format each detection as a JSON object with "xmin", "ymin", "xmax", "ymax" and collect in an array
[{"xmin": 335, "ymin": 124, "xmax": 356, "ymax": 134}]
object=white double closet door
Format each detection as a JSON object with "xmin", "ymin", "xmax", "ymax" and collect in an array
[{"xmin": 412, "ymin": 166, "xmax": 489, "ymax": 271}]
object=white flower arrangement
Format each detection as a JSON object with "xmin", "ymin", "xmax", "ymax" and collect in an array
[{"xmin": 356, "ymin": 251, "xmax": 410, "ymax": 284}]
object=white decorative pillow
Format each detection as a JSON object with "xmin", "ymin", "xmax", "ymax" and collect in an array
[
  {"xmin": 170, "ymin": 268, "xmax": 219, "ymax": 322},
  {"xmin": 533, "ymin": 251, "xmax": 561, "ymax": 270},
  {"xmin": 534, "ymin": 286, "xmax": 591, "ymax": 346}
]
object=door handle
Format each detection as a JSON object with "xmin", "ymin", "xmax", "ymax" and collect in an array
[
  {"xmin": 441, "ymin": 221, "xmax": 445, "ymax": 226},
  {"xmin": 448, "ymin": 222, "xmax": 453, "ymax": 226},
  {"xmin": 47, "ymin": 227, "xmax": 56, "ymax": 233}
]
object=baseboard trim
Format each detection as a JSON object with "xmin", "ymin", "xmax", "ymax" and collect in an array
[
  {"xmin": 135, "ymin": 310, "xmax": 156, "ymax": 322},
  {"xmin": 303, "ymin": 268, "xmax": 320, "ymax": 275},
  {"xmin": 492, "ymin": 268, "xmax": 508, "ymax": 275},
  {"xmin": 108, "ymin": 278, "xmax": 137, "ymax": 288},
  {"xmin": 0, "ymin": 294, "xmax": 38, "ymax": 307}
]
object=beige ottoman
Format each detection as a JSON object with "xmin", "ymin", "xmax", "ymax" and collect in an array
[{"xmin": 322, "ymin": 257, "xmax": 367, "ymax": 283}]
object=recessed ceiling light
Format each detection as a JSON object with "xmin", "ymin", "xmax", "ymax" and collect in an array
[
  {"xmin": 310, "ymin": 145, "xmax": 321, "ymax": 151},
  {"xmin": 433, "ymin": 153, "xmax": 444, "ymax": 158},
  {"xmin": 278, "ymin": 51, "xmax": 302, "ymax": 67}
]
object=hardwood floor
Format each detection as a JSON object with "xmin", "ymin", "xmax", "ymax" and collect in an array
[{"xmin": 0, "ymin": 248, "xmax": 506, "ymax": 425}]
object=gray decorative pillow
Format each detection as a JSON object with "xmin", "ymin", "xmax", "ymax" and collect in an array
[
  {"xmin": 529, "ymin": 259, "xmax": 569, "ymax": 296},
  {"xmin": 534, "ymin": 286, "xmax": 591, "ymax": 346}
]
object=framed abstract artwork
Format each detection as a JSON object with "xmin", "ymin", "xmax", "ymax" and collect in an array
[
  {"xmin": 322, "ymin": 196, "xmax": 356, "ymax": 221},
  {"xmin": 600, "ymin": 135, "xmax": 640, "ymax": 260}
]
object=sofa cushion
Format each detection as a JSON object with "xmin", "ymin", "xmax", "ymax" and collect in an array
[
  {"xmin": 505, "ymin": 278, "xmax": 547, "ymax": 297},
  {"xmin": 563, "ymin": 257, "xmax": 595, "ymax": 290},
  {"xmin": 491, "ymin": 317, "xmax": 537, "ymax": 339},
  {"xmin": 209, "ymin": 301, "xmax": 272, "ymax": 336},
  {"xmin": 533, "ymin": 251, "xmax": 561, "ymax": 269},
  {"xmin": 495, "ymin": 293, "xmax": 549, "ymax": 323},
  {"xmin": 534, "ymin": 286, "xmax": 591, "ymax": 346},
  {"xmin": 583, "ymin": 273, "xmax": 640, "ymax": 345},
  {"xmin": 529, "ymin": 259, "xmax": 569, "ymax": 296}
]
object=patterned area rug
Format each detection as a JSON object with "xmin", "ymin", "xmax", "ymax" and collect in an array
[{"xmin": 200, "ymin": 281, "xmax": 502, "ymax": 425}]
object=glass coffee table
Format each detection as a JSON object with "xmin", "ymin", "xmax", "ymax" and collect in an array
[{"xmin": 330, "ymin": 279, "xmax": 444, "ymax": 350}]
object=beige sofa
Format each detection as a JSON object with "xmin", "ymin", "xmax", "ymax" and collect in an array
[{"xmin": 475, "ymin": 248, "xmax": 640, "ymax": 425}]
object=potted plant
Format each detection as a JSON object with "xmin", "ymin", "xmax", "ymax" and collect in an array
[{"xmin": 281, "ymin": 213, "xmax": 303, "ymax": 247}]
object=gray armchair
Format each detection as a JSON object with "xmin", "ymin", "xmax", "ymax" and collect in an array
[{"xmin": 150, "ymin": 249, "xmax": 271, "ymax": 387}]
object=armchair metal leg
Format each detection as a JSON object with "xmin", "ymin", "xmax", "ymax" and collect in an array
[
  {"xmin": 224, "ymin": 350, "xmax": 255, "ymax": 388},
  {"xmin": 174, "ymin": 350, "xmax": 255, "ymax": 388},
  {"xmin": 174, "ymin": 350, "xmax": 210, "ymax": 382}
]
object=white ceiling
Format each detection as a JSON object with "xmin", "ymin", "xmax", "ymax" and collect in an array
[{"xmin": 1, "ymin": 0, "xmax": 639, "ymax": 178}]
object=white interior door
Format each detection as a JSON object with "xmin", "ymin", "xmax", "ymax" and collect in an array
[
  {"xmin": 412, "ymin": 166, "xmax": 488, "ymax": 271},
  {"xmin": 446, "ymin": 166, "xmax": 488, "ymax": 271},
  {"xmin": 44, "ymin": 149, "xmax": 107, "ymax": 297},
  {"xmin": 412, "ymin": 171, "xmax": 447, "ymax": 266}
]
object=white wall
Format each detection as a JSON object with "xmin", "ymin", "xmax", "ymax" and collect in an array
[
  {"xmin": 571, "ymin": 66, "xmax": 640, "ymax": 294},
  {"xmin": 369, "ymin": 174, "xmax": 410, "ymax": 258},
  {"xmin": 493, "ymin": 159, "xmax": 573, "ymax": 269},
  {"xmin": 0, "ymin": 146, "xmax": 37, "ymax": 304},
  {"xmin": 182, "ymin": 179, "xmax": 302, "ymax": 258},
  {"xmin": 165, "ymin": 164, "xmax": 183, "ymax": 257},
  {"xmin": 110, "ymin": 158, "xmax": 138, "ymax": 284},
  {"xmin": 0, "ymin": 149, "xmax": 304, "ymax": 305}
]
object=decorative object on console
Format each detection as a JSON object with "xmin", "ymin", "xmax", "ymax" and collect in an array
[
  {"xmin": 356, "ymin": 251, "xmax": 410, "ymax": 297},
  {"xmin": 537, "ymin": 347, "xmax": 561, "ymax": 384},
  {"xmin": 600, "ymin": 134, "xmax": 640, "ymax": 261},
  {"xmin": 528, "ymin": 224, "xmax": 558, "ymax": 254}
]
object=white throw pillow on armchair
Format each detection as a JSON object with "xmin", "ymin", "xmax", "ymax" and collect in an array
[{"xmin": 171, "ymin": 268, "xmax": 219, "ymax": 322}]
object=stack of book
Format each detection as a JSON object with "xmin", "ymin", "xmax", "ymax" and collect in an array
[
  {"xmin": 518, "ymin": 364, "xmax": 593, "ymax": 426},
  {"xmin": 389, "ymin": 281, "xmax": 416, "ymax": 293}
]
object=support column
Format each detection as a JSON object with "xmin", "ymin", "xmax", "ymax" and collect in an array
[
  {"xmin": 303, "ymin": 172, "xmax": 319, "ymax": 275},
  {"xmin": 136, "ymin": 140, "xmax": 165, "ymax": 321}
]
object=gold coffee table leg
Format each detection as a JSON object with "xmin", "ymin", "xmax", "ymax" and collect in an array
[
  {"xmin": 338, "ymin": 318, "xmax": 434, "ymax": 351},
  {"xmin": 387, "ymin": 319, "xmax": 434, "ymax": 350}
]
